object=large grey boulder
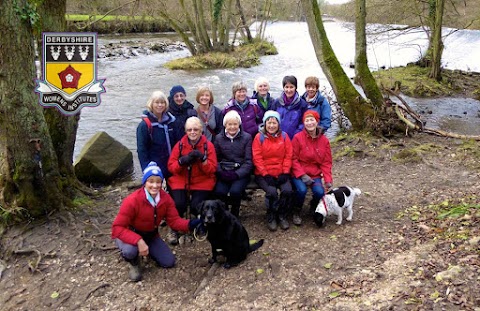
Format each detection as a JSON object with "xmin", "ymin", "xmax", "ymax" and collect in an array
[{"xmin": 74, "ymin": 131, "xmax": 133, "ymax": 184}]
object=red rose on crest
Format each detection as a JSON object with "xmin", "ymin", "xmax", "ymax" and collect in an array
[{"xmin": 58, "ymin": 65, "xmax": 82, "ymax": 89}]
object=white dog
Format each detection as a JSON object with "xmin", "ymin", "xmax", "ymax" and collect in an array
[{"xmin": 314, "ymin": 186, "xmax": 361, "ymax": 226}]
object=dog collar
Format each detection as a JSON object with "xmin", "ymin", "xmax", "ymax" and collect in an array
[{"xmin": 321, "ymin": 197, "xmax": 328, "ymax": 216}]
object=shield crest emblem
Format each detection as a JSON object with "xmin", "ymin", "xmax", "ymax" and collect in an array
[{"xmin": 36, "ymin": 32, "xmax": 105, "ymax": 115}]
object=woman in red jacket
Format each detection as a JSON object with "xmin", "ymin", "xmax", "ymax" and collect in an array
[
  {"xmin": 111, "ymin": 161, "xmax": 202, "ymax": 282},
  {"xmin": 252, "ymin": 110, "xmax": 293, "ymax": 231},
  {"xmin": 167, "ymin": 116, "xmax": 217, "ymax": 244},
  {"xmin": 291, "ymin": 110, "xmax": 333, "ymax": 226}
]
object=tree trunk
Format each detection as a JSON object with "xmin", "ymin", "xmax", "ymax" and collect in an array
[
  {"xmin": 354, "ymin": 0, "xmax": 384, "ymax": 108},
  {"xmin": 300, "ymin": 0, "xmax": 368, "ymax": 130},
  {"xmin": 236, "ymin": 0, "xmax": 253, "ymax": 42},
  {"xmin": 38, "ymin": 0, "xmax": 81, "ymax": 183},
  {"xmin": 179, "ymin": 0, "xmax": 202, "ymax": 53},
  {"xmin": 221, "ymin": 0, "xmax": 235, "ymax": 51},
  {"xmin": 0, "ymin": 0, "xmax": 65, "ymax": 217},
  {"xmin": 193, "ymin": 0, "xmax": 213, "ymax": 52},
  {"xmin": 429, "ymin": 0, "xmax": 445, "ymax": 81}
]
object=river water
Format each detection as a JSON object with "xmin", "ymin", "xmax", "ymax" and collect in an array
[{"xmin": 74, "ymin": 20, "xmax": 480, "ymax": 177}]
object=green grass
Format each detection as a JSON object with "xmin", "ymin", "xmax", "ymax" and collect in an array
[
  {"xmin": 66, "ymin": 14, "xmax": 155, "ymax": 22},
  {"xmin": 164, "ymin": 40, "xmax": 277, "ymax": 70},
  {"xmin": 373, "ymin": 66, "xmax": 454, "ymax": 97}
]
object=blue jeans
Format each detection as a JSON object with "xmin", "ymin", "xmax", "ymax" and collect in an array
[
  {"xmin": 115, "ymin": 237, "xmax": 175, "ymax": 268},
  {"xmin": 292, "ymin": 177, "xmax": 325, "ymax": 210}
]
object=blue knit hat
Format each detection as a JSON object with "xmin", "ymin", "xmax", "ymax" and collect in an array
[
  {"xmin": 169, "ymin": 85, "xmax": 186, "ymax": 98},
  {"xmin": 142, "ymin": 161, "xmax": 164, "ymax": 184},
  {"xmin": 262, "ymin": 110, "xmax": 281, "ymax": 125}
]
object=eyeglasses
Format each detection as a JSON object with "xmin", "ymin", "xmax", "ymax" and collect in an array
[{"xmin": 186, "ymin": 128, "xmax": 201, "ymax": 132}]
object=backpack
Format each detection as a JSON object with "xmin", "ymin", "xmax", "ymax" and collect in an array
[
  {"xmin": 143, "ymin": 117, "xmax": 153, "ymax": 139},
  {"xmin": 259, "ymin": 131, "xmax": 287, "ymax": 144}
]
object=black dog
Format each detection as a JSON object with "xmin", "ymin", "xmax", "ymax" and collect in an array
[{"xmin": 199, "ymin": 199, "xmax": 264, "ymax": 268}]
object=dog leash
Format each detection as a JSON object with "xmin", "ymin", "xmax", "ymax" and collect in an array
[
  {"xmin": 193, "ymin": 225, "xmax": 207, "ymax": 242},
  {"xmin": 321, "ymin": 197, "xmax": 328, "ymax": 216}
]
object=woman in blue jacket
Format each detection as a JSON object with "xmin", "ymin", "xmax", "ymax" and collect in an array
[
  {"xmin": 271, "ymin": 75, "xmax": 308, "ymax": 139},
  {"xmin": 136, "ymin": 91, "xmax": 176, "ymax": 178},
  {"xmin": 302, "ymin": 76, "xmax": 332, "ymax": 134}
]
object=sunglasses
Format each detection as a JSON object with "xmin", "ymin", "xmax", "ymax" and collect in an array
[{"xmin": 186, "ymin": 128, "xmax": 201, "ymax": 132}]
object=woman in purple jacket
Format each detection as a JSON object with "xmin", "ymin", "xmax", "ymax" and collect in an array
[
  {"xmin": 223, "ymin": 81, "xmax": 263, "ymax": 138},
  {"xmin": 271, "ymin": 75, "xmax": 308, "ymax": 139}
]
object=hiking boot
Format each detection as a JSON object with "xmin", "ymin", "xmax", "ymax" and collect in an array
[
  {"xmin": 267, "ymin": 212, "xmax": 277, "ymax": 231},
  {"xmin": 278, "ymin": 216, "xmax": 290, "ymax": 230},
  {"xmin": 292, "ymin": 213, "xmax": 302, "ymax": 226},
  {"xmin": 166, "ymin": 229, "xmax": 178, "ymax": 245},
  {"xmin": 128, "ymin": 260, "xmax": 142, "ymax": 282}
]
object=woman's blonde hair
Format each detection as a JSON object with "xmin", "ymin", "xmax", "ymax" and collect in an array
[
  {"xmin": 254, "ymin": 77, "xmax": 270, "ymax": 92},
  {"xmin": 146, "ymin": 91, "xmax": 169, "ymax": 112},
  {"xmin": 185, "ymin": 116, "xmax": 204, "ymax": 132},
  {"xmin": 196, "ymin": 86, "xmax": 214, "ymax": 105}
]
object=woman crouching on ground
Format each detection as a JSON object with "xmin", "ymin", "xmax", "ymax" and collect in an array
[
  {"xmin": 111, "ymin": 161, "xmax": 203, "ymax": 282},
  {"xmin": 252, "ymin": 110, "xmax": 293, "ymax": 231}
]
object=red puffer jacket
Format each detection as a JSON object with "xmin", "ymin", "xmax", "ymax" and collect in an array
[
  {"xmin": 252, "ymin": 130, "xmax": 292, "ymax": 177},
  {"xmin": 167, "ymin": 134, "xmax": 217, "ymax": 191},
  {"xmin": 291, "ymin": 129, "xmax": 332, "ymax": 183},
  {"xmin": 111, "ymin": 188, "xmax": 189, "ymax": 245}
]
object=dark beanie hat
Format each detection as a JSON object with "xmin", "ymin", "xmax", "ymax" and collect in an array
[
  {"xmin": 282, "ymin": 75, "xmax": 297, "ymax": 89},
  {"xmin": 169, "ymin": 85, "xmax": 186, "ymax": 98}
]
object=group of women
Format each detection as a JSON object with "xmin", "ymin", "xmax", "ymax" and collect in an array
[{"xmin": 111, "ymin": 75, "xmax": 334, "ymax": 281}]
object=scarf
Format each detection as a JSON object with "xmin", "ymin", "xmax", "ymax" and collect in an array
[
  {"xmin": 144, "ymin": 188, "xmax": 160, "ymax": 207},
  {"xmin": 282, "ymin": 92, "xmax": 298, "ymax": 106},
  {"xmin": 234, "ymin": 99, "xmax": 249, "ymax": 111},
  {"xmin": 197, "ymin": 105, "xmax": 217, "ymax": 141},
  {"xmin": 258, "ymin": 96, "xmax": 268, "ymax": 109}
]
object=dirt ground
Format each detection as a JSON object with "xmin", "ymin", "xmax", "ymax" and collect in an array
[{"xmin": 0, "ymin": 134, "xmax": 479, "ymax": 311}]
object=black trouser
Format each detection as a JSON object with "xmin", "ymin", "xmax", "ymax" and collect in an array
[{"xmin": 169, "ymin": 189, "xmax": 211, "ymax": 217}]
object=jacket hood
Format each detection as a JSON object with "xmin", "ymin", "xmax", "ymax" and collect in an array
[
  {"xmin": 224, "ymin": 97, "xmax": 258, "ymax": 110},
  {"xmin": 142, "ymin": 109, "xmax": 176, "ymax": 124},
  {"xmin": 168, "ymin": 99, "xmax": 194, "ymax": 115},
  {"xmin": 277, "ymin": 92, "xmax": 301, "ymax": 109},
  {"xmin": 302, "ymin": 91, "xmax": 326, "ymax": 107}
]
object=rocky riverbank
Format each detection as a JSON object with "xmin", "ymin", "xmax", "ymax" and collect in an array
[{"xmin": 97, "ymin": 38, "xmax": 186, "ymax": 60}]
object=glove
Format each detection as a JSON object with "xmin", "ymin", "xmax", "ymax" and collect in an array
[
  {"xmin": 189, "ymin": 150, "xmax": 203, "ymax": 160},
  {"xmin": 277, "ymin": 173, "xmax": 290, "ymax": 185},
  {"xmin": 220, "ymin": 170, "xmax": 238, "ymax": 182},
  {"xmin": 264, "ymin": 174, "xmax": 275, "ymax": 186},
  {"xmin": 178, "ymin": 154, "xmax": 194, "ymax": 166},
  {"xmin": 188, "ymin": 218, "xmax": 203, "ymax": 231},
  {"xmin": 301, "ymin": 174, "xmax": 314, "ymax": 186},
  {"xmin": 324, "ymin": 182, "xmax": 333, "ymax": 192}
]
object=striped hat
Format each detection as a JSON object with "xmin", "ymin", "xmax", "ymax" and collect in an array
[{"xmin": 142, "ymin": 161, "xmax": 164, "ymax": 184}]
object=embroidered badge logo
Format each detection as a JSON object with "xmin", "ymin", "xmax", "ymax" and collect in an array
[{"xmin": 35, "ymin": 32, "xmax": 105, "ymax": 115}]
